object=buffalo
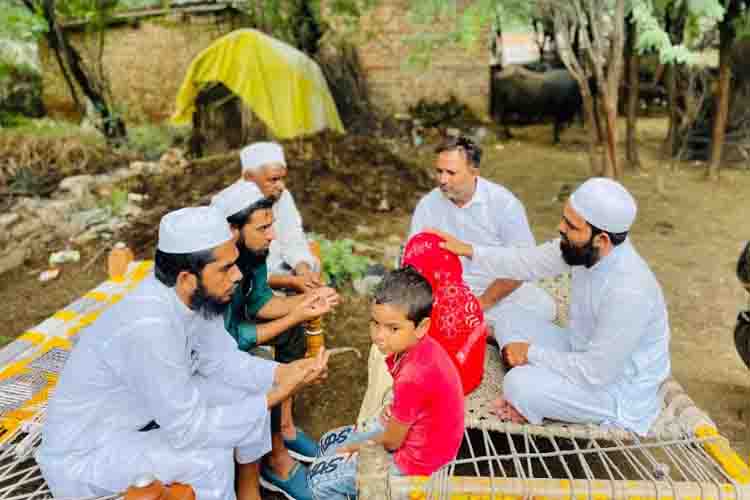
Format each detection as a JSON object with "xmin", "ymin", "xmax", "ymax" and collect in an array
[{"xmin": 490, "ymin": 65, "xmax": 584, "ymax": 143}]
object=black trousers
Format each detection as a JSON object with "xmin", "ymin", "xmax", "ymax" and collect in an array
[{"xmin": 263, "ymin": 324, "xmax": 307, "ymax": 433}]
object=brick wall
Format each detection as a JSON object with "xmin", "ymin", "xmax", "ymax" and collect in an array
[
  {"xmin": 323, "ymin": 0, "xmax": 492, "ymax": 118},
  {"xmin": 39, "ymin": 11, "xmax": 241, "ymax": 123}
]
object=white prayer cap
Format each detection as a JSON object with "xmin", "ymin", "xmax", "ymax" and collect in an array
[
  {"xmin": 210, "ymin": 181, "xmax": 264, "ymax": 219},
  {"xmin": 569, "ymin": 177, "xmax": 637, "ymax": 233},
  {"xmin": 158, "ymin": 206, "xmax": 233, "ymax": 254},
  {"xmin": 240, "ymin": 142, "xmax": 286, "ymax": 173}
]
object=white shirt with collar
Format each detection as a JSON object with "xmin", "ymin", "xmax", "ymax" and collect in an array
[
  {"xmin": 37, "ymin": 274, "xmax": 277, "ymax": 500},
  {"xmin": 409, "ymin": 177, "xmax": 556, "ymax": 324},
  {"xmin": 473, "ymin": 238, "xmax": 671, "ymax": 434},
  {"xmin": 267, "ymin": 189, "xmax": 316, "ymax": 275}
]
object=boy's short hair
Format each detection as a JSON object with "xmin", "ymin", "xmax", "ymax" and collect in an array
[{"xmin": 373, "ymin": 266, "xmax": 433, "ymax": 324}]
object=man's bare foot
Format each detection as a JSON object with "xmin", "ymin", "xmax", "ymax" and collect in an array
[{"xmin": 490, "ymin": 397, "xmax": 528, "ymax": 424}]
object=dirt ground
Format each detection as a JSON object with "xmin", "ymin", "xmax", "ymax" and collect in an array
[{"xmin": 2, "ymin": 115, "xmax": 750, "ymax": 479}]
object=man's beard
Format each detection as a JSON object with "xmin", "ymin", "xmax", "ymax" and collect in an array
[
  {"xmin": 440, "ymin": 186, "xmax": 469, "ymax": 204},
  {"xmin": 237, "ymin": 234, "xmax": 269, "ymax": 260},
  {"xmin": 560, "ymin": 233, "xmax": 600, "ymax": 268},
  {"xmin": 189, "ymin": 276, "xmax": 230, "ymax": 319}
]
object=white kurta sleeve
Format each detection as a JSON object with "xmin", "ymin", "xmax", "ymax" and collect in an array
[
  {"xmin": 195, "ymin": 319, "xmax": 278, "ymax": 394},
  {"xmin": 473, "ymin": 239, "xmax": 569, "ymax": 282},
  {"xmin": 122, "ymin": 319, "xmax": 271, "ymax": 451},
  {"xmin": 273, "ymin": 191, "xmax": 314, "ymax": 270},
  {"xmin": 528, "ymin": 287, "xmax": 652, "ymax": 387}
]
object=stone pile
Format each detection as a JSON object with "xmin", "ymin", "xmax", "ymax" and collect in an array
[{"xmin": 0, "ymin": 149, "xmax": 188, "ymax": 275}]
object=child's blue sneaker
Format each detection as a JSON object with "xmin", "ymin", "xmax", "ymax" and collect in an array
[
  {"xmin": 283, "ymin": 427, "xmax": 319, "ymax": 463},
  {"xmin": 259, "ymin": 461, "xmax": 312, "ymax": 500}
]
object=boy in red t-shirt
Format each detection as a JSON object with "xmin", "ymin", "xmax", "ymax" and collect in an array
[{"xmin": 308, "ymin": 267, "xmax": 465, "ymax": 499}]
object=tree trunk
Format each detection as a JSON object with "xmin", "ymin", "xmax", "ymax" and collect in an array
[
  {"xmin": 625, "ymin": 13, "xmax": 641, "ymax": 170},
  {"xmin": 707, "ymin": 0, "xmax": 739, "ymax": 181},
  {"xmin": 35, "ymin": 0, "xmax": 126, "ymax": 141},
  {"xmin": 581, "ymin": 91, "xmax": 602, "ymax": 176},
  {"xmin": 662, "ymin": 1, "xmax": 687, "ymax": 159},
  {"xmin": 601, "ymin": 93, "xmax": 620, "ymax": 178},
  {"xmin": 663, "ymin": 64, "xmax": 679, "ymax": 158}
]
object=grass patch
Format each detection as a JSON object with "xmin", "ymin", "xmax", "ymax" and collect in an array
[{"xmin": 126, "ymin": 123, "xmax": 190, "ymax": 160}]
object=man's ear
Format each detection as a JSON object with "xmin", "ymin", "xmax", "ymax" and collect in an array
[
  {"xmin": 230, "ymin": 226, "xmax": 240, "ymax": 240},
  {"xmin": 242, "ymin": 171, "xmax": 254, "ymax": 183},
  {"xmin": 176, "ymin": 270, "xmax": 198, "ymax": 293},
  {"xmin": 415, "ymin": 317, "xmax": 431, "ymax": 339},
  {"xmin": 594, "ymin": 232, "xmax": 611, "ymax": 251}
]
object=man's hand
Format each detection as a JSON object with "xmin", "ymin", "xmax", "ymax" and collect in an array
[
  {"xmin": 423, "ymin": 228, "xmax": 474, "ymax": 258},
  {"xmin": 502, "ymin": 342, "xmax": 530, "ymax": 368},
  {"xmin": 292, "ymin": 288, "xmax": 338, "ymax": 322},
  {"xmin": 286, "ymin": 348, "xmax": 330, "ymax": 387},
  {"xmin": 294, "ymin": 263, "xmax": 323, "ymax": 291},
  {"xmin": 269, "ymin": 349, "xmax": 329, "ymax": 406},
  {"xmin": 310, "ymin": 286, "xmax": 339, "ymax": 307}
]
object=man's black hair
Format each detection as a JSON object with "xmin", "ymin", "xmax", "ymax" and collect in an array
[
  {"xmin": 226, "ymin": 197, "xmax": 275, "ymax": 229},
  {"xmin": 154, "ymin": 248, "xmax": 216, "ymax": 287},
  {"xmin": 589, "ymin": 224, "xmax": 628, "ymax": 247},
  {"xmin": 373, "ymin": 266, "xmax": 433, "ymax": 324},
  {"xmin": 435, "ymin": 135, "xmax": 482, "ymax": 168}
]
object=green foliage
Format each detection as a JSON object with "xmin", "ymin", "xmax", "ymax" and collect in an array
[
  {"xmin": 392, "ymin": 0, "xmax": 726, "ymax": 68},
  {"xmin": 5, "ymin": 118, "xmax": 104, "ymax": 142},
  {"xmin": 8, "ymin": 166, "xmax": 46, "ymax": 195},
  {"xmin": 630, "ymin": 0, "xmax": 725, "ymax": 64},
  {"xmin": 310, "ymin": 235, "xmax": 372, "ymax": 286},
  {"xmin": 0, "ymin": 111, "xmax": 29, "ymax": 127},
  {"xmin": 233, "ymin": 0, "xmax": 329, "ymax": 52},
  {"xmin": 98, "ymin": 188, "xmax": 129, "ymax": 216},
  {"xmin": 0, "ymin": 0, "xmax": 48, "ymax": 41},
  {"xmin": 126, "ymin": 123, "xmax": 188, "ymax": 160}
]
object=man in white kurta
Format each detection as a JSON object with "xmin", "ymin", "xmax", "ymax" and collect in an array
[
  {"xmin": 37, "ymin": 207, "xmax": 328, "ymax": 500},
  {"xmin": 434, "ymin": 178, "xmax": 671, "ymax": 434},
  {"xmin": 357, "ymin": 137, "xmax": 555, "ymax": 424},
  {"xmin": 240, "ymin": 142, "xmax": 321, "ymax": 293},
  {"xmin": 409, "ymin": 136, "xmax": 556, "ymax": 341}
]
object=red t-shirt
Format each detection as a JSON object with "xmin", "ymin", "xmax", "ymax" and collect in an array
[{"xmin": 386, "ymin": 335, "xmax": 464, "ymax": 476}]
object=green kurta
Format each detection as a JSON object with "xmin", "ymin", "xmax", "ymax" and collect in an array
[{"xmin": 224, "ymin": 252, "xmax": 274, "ymax": 351}]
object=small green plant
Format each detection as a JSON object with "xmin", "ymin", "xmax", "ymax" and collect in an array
[
  {"xmin": 8, "ymin": 166, "xmax": 45, "ymax": 195},
  {"xmin": 311, "ymin": 235, "xmax": 372, "ymax": 287},
  {"xmin": 126, "ymin": 123, "xmax": 188, "ymax": 160},
  {"xmin": 98, "ymin": 188, "xmax": 129, "ymax": 216}
]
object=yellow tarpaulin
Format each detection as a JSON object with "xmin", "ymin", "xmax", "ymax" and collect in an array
[{"xmin": 171, "ymin": 29, "xmax": 345, "ymax": 139}]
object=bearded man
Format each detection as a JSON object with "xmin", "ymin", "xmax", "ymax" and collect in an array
[
  {"xmin": 37, "ymin": 207, "xmax": 329, "ymax": 500},
  {"xmin": 431, "ymin": 178, "xmax": 671, "ymax": 435},
  {"xmin": 211, "ymin": 181, "xmax": 338, "ymax": 500}
]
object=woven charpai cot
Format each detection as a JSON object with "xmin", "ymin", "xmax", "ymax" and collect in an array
[
  {"xmin": 358, "ymin": 274, "xmax": 750, "ymax": 500},
  {"xmin": 0, "ymin": 261, "xmax": 153, "ymax": 500}
]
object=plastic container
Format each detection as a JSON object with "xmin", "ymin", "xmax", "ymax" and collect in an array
[{"xmin": 108, "ymin": 242, "xmax": 134, "ymax": 282}]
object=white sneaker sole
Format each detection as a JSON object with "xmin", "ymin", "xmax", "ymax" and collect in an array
[
  {"xmin": 259, "ymin": 476, "xmax": 301, "ymax": 500},
  {"xmin": 288, "ymin": 449, "xmax": 315, "ymax": 463}
]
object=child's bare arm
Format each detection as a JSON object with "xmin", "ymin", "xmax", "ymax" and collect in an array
[
  {"xmin": 377, "ymin": 418, "xmax": 410, "ymax": 451},
  {"xmin": 337, "ymin": 419, "xmax": 410, "ymax": 456}
]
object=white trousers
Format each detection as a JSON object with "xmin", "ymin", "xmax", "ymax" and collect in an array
[
  {"xmin": 38, "ymin": 380, "xmax": 270, "ymax": 500},
  {"xmin": 485, "ymin": 282, "xmax": 557, "ymax": 344},
  {"xmin": 497, "ymin": 308, "xmax": 618, "ymax": 426}
]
